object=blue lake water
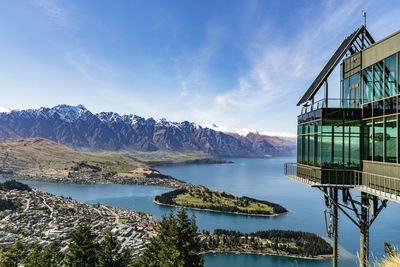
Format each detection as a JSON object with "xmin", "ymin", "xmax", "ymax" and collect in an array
[{"xmin": 2, "ymin": 156, "xmax": 399, "ymax": 267}]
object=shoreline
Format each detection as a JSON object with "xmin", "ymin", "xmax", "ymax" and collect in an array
[
  {"xmin": 153, "ymin": 199, "xmax": 287, "ymax": 217},
  {"xmin": 203, "ymin": 250, "xmax": 332, "ymax": 261}
]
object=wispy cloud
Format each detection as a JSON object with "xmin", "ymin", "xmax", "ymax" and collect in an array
[
  {"xmin": 33, "ymin": 0, "xmax": 68, "ymax": 28},
  {"xmin": 180, "ymin": 0, "xmax": 367, "ymax": 135}
]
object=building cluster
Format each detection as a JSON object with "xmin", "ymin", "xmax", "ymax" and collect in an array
[{"xmin": 0, "ymin": 189, "xmax": 156, "ymax": 255}]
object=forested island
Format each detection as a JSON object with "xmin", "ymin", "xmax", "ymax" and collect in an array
[
  {"xmin": 201, "ymin": 229, "xmax": 333, "ymax": 259},
  {"xmin": 154, "ymin": 187, "xmax": 287, "ymax": 216}
]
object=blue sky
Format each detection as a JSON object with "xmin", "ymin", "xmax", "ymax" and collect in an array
[{"xmin": 1, "ymin": 0, "xmax": 400, "ymax": 135}]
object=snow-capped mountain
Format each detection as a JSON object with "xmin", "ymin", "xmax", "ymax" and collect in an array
[{"xmin": 0, "ymin": 104, "xmax": 295, "ymax": 157}]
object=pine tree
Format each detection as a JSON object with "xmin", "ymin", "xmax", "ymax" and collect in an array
[
  {"xmin": 0, "ymin": 239, "xmax": 26, "ymax": 267},
  {"xmin": 97, "ymin": 229, "xmax": 130, "ymax": 267},
  {"xmin": 65, "ymin": 221, "xmax": 98, "ymax": 267},
  {"xmin": 135, "ymin": 210, "xmax": 204, "ymax": 267},
  {"xmin": 42, "ymin": 243, "xmax": 63, "ymax": 267},
  {"xmin": 176, "ymin": 210, "xmax": 203, "ymax": 267},
  {"xmin": 24, "ymin": 243, "xmax": 44, "ymax": 267}
]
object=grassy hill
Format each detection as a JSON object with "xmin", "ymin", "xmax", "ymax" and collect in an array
[{"xmin": 0, "ymin": 138, "xmax": 185, "ymax": 187}]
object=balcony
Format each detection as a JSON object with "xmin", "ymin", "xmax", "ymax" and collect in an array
[
  {"xmin": 300, "ymin": 98, "xmax": 363, "ymax": 114},
  {"xmin": 284, "ymin": 163, "xmax": 400, "ymax": 203}
]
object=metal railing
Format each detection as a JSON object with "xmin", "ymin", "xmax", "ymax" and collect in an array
[
  {"xmin": 284, "ymin": 163, "xmax": 400, "ymax": 203},
  {"xmin": 354, "ymin": 171, "xmax": 400, "ymax": 202},
  {"xmin": 301, "ymin": 98, "xmax": 364, "ymax": 114}
]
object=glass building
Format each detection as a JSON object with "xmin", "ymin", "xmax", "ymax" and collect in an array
[
  {"xmin": 285, "ymin": 25, "xmax": 400, "ymax": 267},
  {"xmin": 289, "ymin": 26, "xmax": 400, "ymax": 193}
]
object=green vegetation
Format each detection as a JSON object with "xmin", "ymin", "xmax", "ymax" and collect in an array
[
  {"xmin": 0, "ymin": 180, "xmax": 31, "ymax": 191},
  {"xmin": 201, "ymin": 229, "xmax": 333, "ymax": 258},
  {"xmin": 133, "ymin": 209, "xmax": 204, "ymax": 267},
  {"xmin": 155, "ymin": 187, "xmax": 287, "ymax": 216}
]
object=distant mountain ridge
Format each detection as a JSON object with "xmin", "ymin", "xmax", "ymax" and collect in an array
[{"xmin": 0, "ymin": 104, "xmax": 295, "ymax": 157}]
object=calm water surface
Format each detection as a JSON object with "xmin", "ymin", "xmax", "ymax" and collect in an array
[{"xmin": 3, "ymin": 157, "xmax": 399, "ymax": 267}]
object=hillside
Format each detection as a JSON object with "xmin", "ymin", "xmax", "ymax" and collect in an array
[
  {"xmin": 0, "ymin": 138, "xmax": 184, "ymax": 187},
  {"xmin": 0, "ymin": 105, "xmax": 296, "ymax": 157}
]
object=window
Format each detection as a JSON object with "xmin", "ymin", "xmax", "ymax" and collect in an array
[
  {"xmin": 349, "ymin": 74, "xmax": 360, "ymax": 107},
  {"xmin": 373, "ymin": 118, "xmax": 384, "ymax": 161},
  {"xmin": 321, "ymin": 125, "xmax": 332, "ymax": 167},
  {"xmin": 373, "ymin": 100, "xmax": 384, "ymax": 117},
  {"xmin": 363, "ymin": 120, "xmax": 373, "ymax": 161},
  {"xmin": 333, "ymin": 125, "xmax": 343, "ymax": 166},
  {"xmin": 384, "ymin": 97, "xmax": 396, "ymax": 115},
  {"xmin": 373, "ymin": 62, "xmax": 383, "ymax": 100},
  {"xmin": 363, "ymin": 67, "xmax": 373, "ymax": 103},
  {"xmin": 385, "ymin": 116, "xmax": 397, "ymax": 163},
  {"xmin": 385, "ymin": 55, "xmax": 397, "ymax": 97},
  {"xmin": 344, "ymin": 122, "xmax": 360, "ymax": 168},
  {"xmin": 363, "ymin": 103, "xmax": 372, "ymax": 118}
]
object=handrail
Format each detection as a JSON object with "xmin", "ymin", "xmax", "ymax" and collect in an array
[
  {"xmin": 300, "ymin": 98, "xmax": 365, "ymax": 114},
  {"xmin": 284, "ymin": 163, "xmax": 400, "ymax": 203}
]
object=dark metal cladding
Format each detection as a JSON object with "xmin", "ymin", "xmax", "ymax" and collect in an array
[{"xmin": 297, "ymin": 25, "xmax": 375, "ymax": 106}]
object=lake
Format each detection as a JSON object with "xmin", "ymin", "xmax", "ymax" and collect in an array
[{"xmin": 2, "ymin": 157, "xmax": 399, "ymax": 267}]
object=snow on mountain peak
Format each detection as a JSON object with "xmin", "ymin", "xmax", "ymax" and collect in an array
[{"xmin": 50, "ymin": 104, "xmax": 88, "ymax": 123}]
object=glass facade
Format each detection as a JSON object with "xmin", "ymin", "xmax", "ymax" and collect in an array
[
  {"xmin": 385, "ymin": 54, "xmax": 396, "ymax": 97},
  {"xmin": 298, "ymin": 48, "xmax": 400, "ymax": 172},
  {"xmin": 297, "ymin": 119, "xmax": 361, "ymax": 169}
]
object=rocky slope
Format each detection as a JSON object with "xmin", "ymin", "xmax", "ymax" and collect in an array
[{"xmin": 0, "ymin": 105, "xmax": 295, "ymax": 157}]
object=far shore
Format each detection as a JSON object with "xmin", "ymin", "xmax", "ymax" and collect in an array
[{"xmin": 202, "ymin": 250, "xmax": 332, "ymax": 261}]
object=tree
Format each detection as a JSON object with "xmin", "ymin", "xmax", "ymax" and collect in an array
[
  {"xmin": 97, "ymin": 229, "xmax": 130, "ymax": 267},
  {"xmin": 176, "ymin": 210, "xmax": 203, "ymax": 267},
  {"xmin": 65, "ymin": 221, "xmax": 98, "ymax": 267},
  {"xmin": 135, "ymin": 210, "xmax": 203, "ymax": 267},
  {"xmin": 24, "ymin": 243, "xmax": 44, "ymax": 267},
  {"xmin": 42, "ymin": 243, "xmax": 63, "ymax": 267},
  {"xmin": 0, "ymin": 239, "xmax": 26, "ymax": 267}
]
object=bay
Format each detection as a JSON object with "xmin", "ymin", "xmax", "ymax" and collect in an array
[{"xmin": 2, "ymin": 156, "xmax": 399, "ymax": 267}]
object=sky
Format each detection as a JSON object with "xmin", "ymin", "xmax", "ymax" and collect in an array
[{"xmin": 1, "ymin": 0, "xmax": 400, "ymax": 136}]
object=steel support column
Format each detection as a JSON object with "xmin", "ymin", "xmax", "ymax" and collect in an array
[
  {"xmin": 332, "ymin": 188, "xmax": 338, "ymax": 267},
  {"xmin": 359, "ymin": 192, "xmax": 369, "ymax": 267}
]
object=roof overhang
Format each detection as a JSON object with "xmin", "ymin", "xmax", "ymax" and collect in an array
[{"xmin": 297, "ymin": 25, "xmax": 375, "ymax": 106}]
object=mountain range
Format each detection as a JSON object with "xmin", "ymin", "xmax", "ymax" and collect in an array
[{"xmin": 0, "ymin": 104, "xmax": 295, "ymax": 157}]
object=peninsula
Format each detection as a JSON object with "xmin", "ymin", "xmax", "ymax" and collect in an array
[{"xmin": 154, "ymin": 187, "xmax": 287, "ymax": 216}]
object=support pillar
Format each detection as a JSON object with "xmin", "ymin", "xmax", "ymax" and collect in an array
[
  {"xmin": 360, "ymin": 192, "xmax": 369, "ymax": 267},
  {"xmin": 332, "ymin": 188, "xmax": 338, "ymax": 267},
  {"xmin": 324, "ymin": 80, "xmax": 329, "ymax": 108}
]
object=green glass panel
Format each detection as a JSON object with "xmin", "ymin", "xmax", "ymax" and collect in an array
[
  {"xmin": 385, "ymin": 116, "xmax": 397, "ymax": 163},
  {"xmin": 385, "ymin": 55, "xmax": 396, "ymax": 97},
  {"xmin": 315, "ymin": 132, "xmax": 320, "ymax": 166},
  {"xmin": 363, "ymin": 120, "xmax": 373, "ymax": 161},
  {"xmin": 321, "ymin": 132, "xmax": 332, "ymax": 167},
  {"xmin": 373, "ymin": 62, "xmax": 383, "ymax": 100},
  {"xmin": 373, "ymin": 118, "xmax": 384, "ymax": 161},
  {"xmin": 363, "ymin": 67, "xmax": 373, "ymax": 103},
  {"xmin": 297, "ymin": 135, "xmax": 302, "ymax": 163},
  {"xmin": 333, "ymin": 125, "xmax": 343, "ymax": 166},
  {"xmin": 309, "ymin": 134, "xmax": 314, "ymax": 165}
]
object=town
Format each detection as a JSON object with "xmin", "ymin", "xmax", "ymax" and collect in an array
[{"xmin": 0, "ymin": 181, "xmax": 156, "ymax": 257}]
